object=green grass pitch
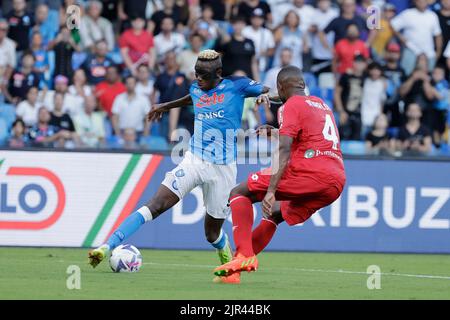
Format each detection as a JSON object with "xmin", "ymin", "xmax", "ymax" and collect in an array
[{"xmin": 1, "ymin": 247, "xmax": 450, "ymax": 300}]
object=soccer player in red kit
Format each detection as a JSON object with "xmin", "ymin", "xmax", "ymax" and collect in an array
[{"xmin": 214, "ymin": 66, "xmax": 346, "ymax": 282}]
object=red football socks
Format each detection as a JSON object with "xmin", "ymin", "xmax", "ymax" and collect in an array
[
  {"xmin": 252, "ymin": 218, "xmax": 277, "ymax": 255},
  {"xmin": 229, "ymin": 195, "xmax": 255, "ymax": 257}
]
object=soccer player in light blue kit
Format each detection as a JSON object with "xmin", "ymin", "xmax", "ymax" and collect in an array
[{"xmin": 89, "ymin": 50, "xmax": 271, "ymax": 283}]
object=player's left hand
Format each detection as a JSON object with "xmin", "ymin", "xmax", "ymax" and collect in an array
[{"xmin": 262, "ymin": 191, "xmax": 276, "ymax": 216}]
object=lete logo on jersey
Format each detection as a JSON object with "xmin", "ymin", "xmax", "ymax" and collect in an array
[
  {"xmin": 0, "ymin": 159, "xmax": 66, "ymax": 230},
  {"xmin": 195, "ymin": 92, "xmax": 225, "ymax": 108}
]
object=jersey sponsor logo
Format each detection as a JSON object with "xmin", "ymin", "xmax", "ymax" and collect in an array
[
  {"xmin": 197, "ymin": 110, "xmax": 225, "ymax": 120},
  {"xmin": 251, "ymin": 173, "xmax": 259, "ymax": 181},
  {"xmin": 0, "ymin": 159, "xmax": 66, "ymax": 230},
  {"xmin": 304, "ymin": 149, "xmax": 315, "ymax": 159},
  {"xmin": 195, "ymin": 92, "xmax": 225, "ymax": 108}
]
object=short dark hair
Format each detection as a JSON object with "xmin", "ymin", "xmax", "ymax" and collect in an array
[{"xmin": 231, "ymin": 15, "xmax": 246, "ymax": 24}]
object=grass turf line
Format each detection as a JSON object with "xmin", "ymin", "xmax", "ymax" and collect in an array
[{"xmin": 0, "ymin": 247, "xmax": 449, "ymax": 300}]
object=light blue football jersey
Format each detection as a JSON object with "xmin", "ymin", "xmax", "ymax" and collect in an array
[{"xmin": 189, "ymin": 76, "xmax": 264, "ymax": 164}]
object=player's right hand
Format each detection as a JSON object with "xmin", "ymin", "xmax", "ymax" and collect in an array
[
  {"xmin": 147, "ymin": 104, "xmax": 165, "ymax": 122},
  {"xmin": 339, "ymin": 111, "xmax": 349, "ymax": 125}
]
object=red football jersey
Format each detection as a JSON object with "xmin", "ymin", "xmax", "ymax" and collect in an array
[{"xmin": 278, "ymin": 95, "xmax": 345, "ymax": 182}]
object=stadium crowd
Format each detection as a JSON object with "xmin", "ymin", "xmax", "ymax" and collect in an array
[{"xmin": 0, "ymin": 0, "xmax": 449, "ymax": 156}]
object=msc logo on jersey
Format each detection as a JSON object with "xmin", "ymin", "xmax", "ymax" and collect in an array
[
  {"xmin": 195, "ymin": 92, "xmax": 225, "ymax": 108},
  {"xmin": 0, "ymin": 159, "xmax": 66, "ymax": 230},
  {"xmin": 197, "ymin": 110, "xmax": 225, "ymax": 120}
]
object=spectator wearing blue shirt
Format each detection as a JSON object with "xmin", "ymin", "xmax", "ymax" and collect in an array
[
  {"xmin": 32, "ymin": 3, "xmax": 59, "ymax": 48},
  {"xmin": 30, "ymin": 31, "xmax": 50, "ymax": 88},
  {"xmin": 429, "ymin": 65, "xmax": 449, "ymax": 146}
]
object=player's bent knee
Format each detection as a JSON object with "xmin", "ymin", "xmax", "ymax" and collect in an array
[{"xmin": 229, "ymin": 183, "xmax": 249, "ymax": 199}]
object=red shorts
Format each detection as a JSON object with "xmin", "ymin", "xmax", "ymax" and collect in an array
[{"xmin": 247, "ymin": 168, "xmax": 345, "ymax": 226}]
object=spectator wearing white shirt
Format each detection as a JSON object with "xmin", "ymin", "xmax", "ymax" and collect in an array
[
  {"xmin": 68, "ymin": 69, "xmax": 93, "ymax": 100},
  {"xmin": 309, "ymin": 0, "xmax": 339, "ymax": 75},
  {"xmin": 242, "ymin": 8, "xmax": 275, "ymax": 74},
  {"xmin": 153, "ymin": 17, "xmax": 186, "ymax": 65},
  {"xmin": 263, "ymin": 47, "xmax": 293, "ymax": 96},
  {"xmin": 176, "ymin": 33, "xmax": 204, "ymax": 80},
  {"xmin": 40, "ymin": 75, "xmax": 84, "ymax": 116},
  {"xmin": 79, "ymin": 1, "xmax": 115, "ymax": 52},
  {"xmin": 112, "ymin": 76, "xmax": 150, "ymax": 139},
  {"xmin": 74, "ymin": 95, "xmax": 106, "ymax": 147},
  {"xmin": 16, "ymin": 86, "xmax": 42, "ymax": 127},
  {"xmin": 273, "ymin": 0, "xmax": 315, "ymax": 32},
  {"xmin": 0, "ymin": 19, "xmax": 17, "ymax": 86},
  {"xmin": 391, "ymin": 0, "xmax": 443, "ymax": 75},
  {"xmin": 135, "ymin": 64, "xmax": 154, "ymax": 99}
]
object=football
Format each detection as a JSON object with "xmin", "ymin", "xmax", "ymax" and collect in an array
[{"xmin": 109, "ymin": 244, "xmax": 143, "ymax": 273}]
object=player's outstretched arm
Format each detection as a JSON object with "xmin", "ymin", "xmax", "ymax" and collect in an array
[
  {"xmin": 262, "ymin": 135, "xmax": 293, "ymax": 215},
  {"xmin": 147, "ymin": 94, "xmax": 193, "ymax": 122}
]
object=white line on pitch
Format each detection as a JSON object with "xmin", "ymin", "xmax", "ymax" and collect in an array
[{"xmin": 143, "ymin": 262, "xmax": 450, "ymax": 280}]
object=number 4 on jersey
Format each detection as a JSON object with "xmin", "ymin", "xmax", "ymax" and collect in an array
[{"xmin": 322, "ymin": 114, "xmax": 339, "ymax": 150}]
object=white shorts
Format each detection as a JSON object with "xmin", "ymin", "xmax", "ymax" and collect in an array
[{"xmin": 162, "ymin": 151, "xmax": 237, "ymax": 219}]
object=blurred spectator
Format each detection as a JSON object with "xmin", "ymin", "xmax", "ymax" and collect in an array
[
  {"xmin": 48, "ymin": 26, "xmax": 81, "ymax": 80},
  {"xmin": 264, "ymin": 47, "xmax": 293, "ymax": 96},
  {"xmin": 321, "ymin": 0, "xmax": 371, "ymax": 45},
  {"xmin": 111, "ymin": 76, "xmax": 150, "ymax": 138},
  {"xmin": 41, "ymin": 74, "xmax": 84, "ymax": 116},
  {"xmin": 371, "ymin": 3, "xmax": 396, "ymax": 61},
  {"xmin": 242, "ymin": 8, "xmax": 275, "ymax": 74},
  {"xmin": 149, "ymin": 0, "xmax": 183, "ymax": 35},
  {"xmin": 274, "ymin": 0, "xmax": 314, "ymax": 33},
  {"xmin": 272, "ymin": 10, "xmax": 308, "ymax": 70},
  {"xmin": 117, "ymin": 0, "xmax": 148, "ymax": 30},
  {"xmin": 74, "ymin": 95, "xmax": 106, "ymax": 147},
  {"xmin": 397, "ymin": 103, "xmax": 432, "ymax": 155},
  {"xmin": 6, "ymin": 0, "xmax": 34, "ymax": 53},
  {"xmin": 15, "ymin": 86, "xmax": 42, "ymax": 127},
  {"xmin": 361, "ymin": 62, "xmax": 387, "ymax": 136},
  {"xmin": 119, "ymin": 16, "xmax": 156, "ymax": 76},
  {"xmin": 32, "ymin": 3, "xmax": 58, "ymax": 48},
  {"xmin": 80, "ymin": 0, "xmax": 115, "ymax": 52},
  {"xmin": 153, "ymin": 17, "xmax": 186, "ymax": 66},
  {"xmin": 177, "ymin": 33, "xmax": 204, "ymax": 80},
  {"xmin": 49, "ymin": 92, "xmax": 77, "ymax": 138},
  {"xmin": 383, "ymin": 42, "xmax": 406, "ymax": 128},
  {"xmin": 8, "ymin": 118, "xmax": 28, "ymax": 147},
  {"xmin": 81, "ymin": 40, "xmax": 115, "ymax": 85},
  {"xmin": 309, "ymin": 0, "xmax": 339, "ymax": 76},
  {"xmin": 68, "ymin": 69, "xmax": 93, "ymax": 100},
  {"xmin": 391, "ymin": 0, "xmax": 442, "ymax": 75},
  {"xmin": 333, "ymin": 23, "xmax": 369, "ymax": 75},
  {"xmin": 122, "ymin": 127, "xmax": 139, "ymax": 149},
  {"xmin": 152, "ymin": 51, "xmax": 191, "ymax": 139},
  {"xmin": 194, "ymin": 5, "xmax": 220, "ymax": 41},
  {"xmin": 429, "ymin": 65, "xmax": 449, "ymax": 146},
  {"xmin": 399, "ymin": 54, "xmax": 435, "ymax": 129},
  {"xmin": 236, "ymin": 0, "xmax": 272, "ymax": 26},
  {"xmin": 200, "ymin": 0, "xmax": 231, "ymax": 22},
  {"xmin": 365, "ymin": 114, "xmax": 395, "ymax": 155},
  {"xmin": 436, "ymin": 0, "xmax": 450, "ymax": 67},
  {"xmin": 0, "ymin": 19, "xmax": 17, "ymax": 85},
  {"xmin": 95, "ymin": 65, "xmax": 127, "ymax": 117},
  {"xmin": 30, "ymin": 31, "xmax": 50, "ymax": 87},
  {"xmin": 334, "ymin": 55, "xmax": 367, "ymax": 140},
  {"xmin": 28, "ymin": 107, "xmax": 69, "ymax": 147},
  {"xmin": 135, "ymin": 64, "xmax": 155, "ymax": 99},
  {"xmin": 6, "ymin": 52, "xmax": 40, "ymax": 104},
  {"xmin": 216, "ymin": 16, "xmax": 258, "ymax": 80}
]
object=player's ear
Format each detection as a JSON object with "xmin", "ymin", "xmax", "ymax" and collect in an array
[{"xmin": 216, "ymin": 67, "xmax": 222, "ymax": 78}]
